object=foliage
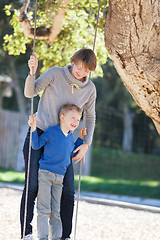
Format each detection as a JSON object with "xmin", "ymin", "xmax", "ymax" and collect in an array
[
  {"xmin": 91, "ymin": 146, "xmax": 160, "ymax": 180},
  {"xmin": 0, "ymin": 1, "xmax": 27, "ymax": 110},
  {"xmin": 94, "ymin": 59, "xmax": 134, "ymax": 110},
  {"xmin": 3, "ymin": 0, "xmax": 109, "ymax": 76}
]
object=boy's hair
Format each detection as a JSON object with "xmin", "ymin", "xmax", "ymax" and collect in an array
[
  {"xmin": 59, "ymin": 103, "xmax": 82, "ymax": 119},
  {"xmin": 70, "ymin": 48, "xmax": 97, "ymax": 71}
]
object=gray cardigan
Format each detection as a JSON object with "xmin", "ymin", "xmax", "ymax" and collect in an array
[{"xmin": 24, "ymin": 65, "xmax": 96, "ymax": 145}]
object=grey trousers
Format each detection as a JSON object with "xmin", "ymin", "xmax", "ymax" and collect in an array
[{"xmin": 37, "ymin": 169, "xmax": 64, "ymax": 240}]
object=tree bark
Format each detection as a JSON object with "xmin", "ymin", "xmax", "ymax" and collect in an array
[{"xmin": 104, "ymin": 0, "xmax": 160, "ymax": 134}]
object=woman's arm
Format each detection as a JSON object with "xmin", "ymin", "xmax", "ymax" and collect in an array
[
  {"xmin": 82, "ymin": 85, "xmax": 96, "ymax": 146},
  {"xmin": 72, "ymin": 87, "xmax": 96, "ymax": 163},
  {"xmin": 24, "ymin": 55, "xmax": 54, "ymax": 98}
]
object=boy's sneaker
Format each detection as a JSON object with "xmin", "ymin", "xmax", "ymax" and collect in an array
[{"xmin": 24, "ymin": 234, "xmax": 34, "ymax": 240}]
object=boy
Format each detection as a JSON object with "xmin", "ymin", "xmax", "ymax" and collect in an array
[{"xmin": 28, "ymin": 103, "xmax": 87, "ymax": 240}]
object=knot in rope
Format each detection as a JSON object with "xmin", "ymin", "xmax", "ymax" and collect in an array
[{"xmin": 70, "ymin": 83, "xmax": 80, "ymax": 94}]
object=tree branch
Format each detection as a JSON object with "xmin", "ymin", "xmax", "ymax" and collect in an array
[{"xmin": 19, "ymin": 0, "xmax": 71, "ymax": 42}]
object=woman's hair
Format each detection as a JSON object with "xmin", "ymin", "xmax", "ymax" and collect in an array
[
  {"xmin": 59, "ymin": 103, "xmax": 82, "ymax": 118},
  {"xmin": 70, "ymin": 48, "xmax": 97, "ymax": 71}
]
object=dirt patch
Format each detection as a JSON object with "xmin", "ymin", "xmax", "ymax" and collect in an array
[{"xmin": 0, "ymin": 188, "xmax": 160, "ymax": 240}]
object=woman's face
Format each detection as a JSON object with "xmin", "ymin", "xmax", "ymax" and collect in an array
[{"xmin": 71, "ymin": 61, "xmax": 90, "ymax": 80}]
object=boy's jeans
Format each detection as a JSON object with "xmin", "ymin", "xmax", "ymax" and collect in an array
[
  {"xmin": 37, "ymin": 169, "xmax": 64, "ymax": 240},
  {"xmin": 20, "ymin": 128, "xmax": 75, "ymax": 239}
]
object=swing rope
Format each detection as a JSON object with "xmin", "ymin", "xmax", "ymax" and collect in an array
[
  {"xmin": 73, "ymin": 1, "xmax": 101, "ymax": 240},
  {"xmin": 93, "ymin": 0, "xmax": 101, "ymax": 53},
  {"xmin": 22, "ymin": 0, "xmax": 38, "ymax": 239}
]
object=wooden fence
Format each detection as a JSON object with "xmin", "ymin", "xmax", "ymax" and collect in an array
[{"xmin": 0, "ymin": 109, "xmax": 21, "ymax": 169}]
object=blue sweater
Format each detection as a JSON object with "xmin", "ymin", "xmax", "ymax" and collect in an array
[{"xmin": 32, "ymin": 125, "xmax": 83, "ymax": 176}]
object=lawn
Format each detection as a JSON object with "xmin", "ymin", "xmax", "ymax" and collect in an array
[
  {"xmin": 0, "ymin": 168, "xmax": 25, "ymax": 184},
  {"xmin": 0, "ymin": 146, "xmax": 160, "ymax": 199},
  {"xmin": 0, "ymin": 166, "xmax": 160, "ymax": 199},
  {"xmin": 74, "ymin": 175, "xmax": 160, "ymax": 199}
]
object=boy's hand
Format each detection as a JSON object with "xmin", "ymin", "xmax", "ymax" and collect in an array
[
  {"xmin": 28, "ymin": 115, "xmax": 36, "ymax": 131},
  {"xmin": 79, "ymin": 128, "xmax": 87, "ymax": 139},
  {"xmin": 28, "ymin": 55, "xmax": 38, "ymax": 75}
]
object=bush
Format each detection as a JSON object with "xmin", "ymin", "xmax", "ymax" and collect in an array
[{"xmin": 91, "ymin": 147, "xmax": 160, "ymax": 181}]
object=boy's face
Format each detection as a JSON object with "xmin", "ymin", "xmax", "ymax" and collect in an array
[
  {"xmin": 60, "ymin": 109, "xmax": 81, "ymax": 133},
  {"xmin": 72, "ymin": 61, "xmax": 90, "ymax": 80}
]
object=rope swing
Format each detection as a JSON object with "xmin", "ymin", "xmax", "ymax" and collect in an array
[
  {"xmin": 22, "ymin": 0, "xmax": 38, "ymax": 239},
  {"xmin": 74, "ymin": 1, "xmax": 101, "ymax": 240},
  {"xmin": 22, "ymin": 0, "xmax": 101, "ymax": 239}
]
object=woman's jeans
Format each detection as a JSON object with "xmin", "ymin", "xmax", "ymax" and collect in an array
[{"xmin": 20, "ymin": 128, "xmax": 75, "ymax": 239}]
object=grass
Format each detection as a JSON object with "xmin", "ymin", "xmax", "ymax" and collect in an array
[
  {"xmin": 0, "ymin": 168, "xmax": 25, "ymax": 184},
  {"xmin": 74, "ymin": 175, "xmax": 160, "ymax": 199},
  {"xmin": 0, "ymin": 167, "xmax": 160, "ymax": 199},
  {"xmin": 86, "ymin": 146, "xmax": 160, "ymax": 199},
  {"xmin": 0, "ymin": 145, "xmax": 160, "ymax": 200},
  {"xmin": 91, "ymin": 147, "xmax": 160, "ymax": 181}
]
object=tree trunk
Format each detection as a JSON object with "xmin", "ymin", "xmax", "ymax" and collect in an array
[
  {"xmin": 8, "ymin": 55, "xmax": 26, "ymax": 116},
  {"xmin": 122, "ymin": 106, "xmax": 134, "ymax": 152},
  {"xmin": 8, "ymin": 55, "xmax": 28, "ymax": 171},
  {"xmin": 0, "ymin": 96, "xmax": 2, "ymax": 109},
  {"xmin": 104, "ymin": 0, "xmax": 160, "ymax": 134}
]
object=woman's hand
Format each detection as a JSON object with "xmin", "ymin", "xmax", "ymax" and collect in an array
[
  {"xmin": 28, "ymin": 55, "xmax": 38, "ymax": 75},
  {"xmin": 72, "ymin": 144, "xmax": 89, "ymax": 164}
]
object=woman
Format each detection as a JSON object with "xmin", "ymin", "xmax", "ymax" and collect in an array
[{"xmin": 20, "ymin": 48, "xmax": 97, "ymax": 240}]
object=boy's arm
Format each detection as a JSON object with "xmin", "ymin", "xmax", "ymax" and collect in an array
[
  {"xmin": 32, "ymin": 128, "xmax": 50, "ymax": 150},
  {"xmin": 72, "ymin": 128, "xmax": 89, "ymax": 163},
  {"xmin": 28, "ymin": 114, "xmax": 50, "ymax": 150},
  {"xmin": 32, "ymin": 130, "xmax": 41, "ymax": 150},
  {"xmin": 74, "ymin": 137, "xmax": 83, "ymax": 149},
  {"xmin": 72, "ymin": 137, "xmax": 83, "ymax": 158}
]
